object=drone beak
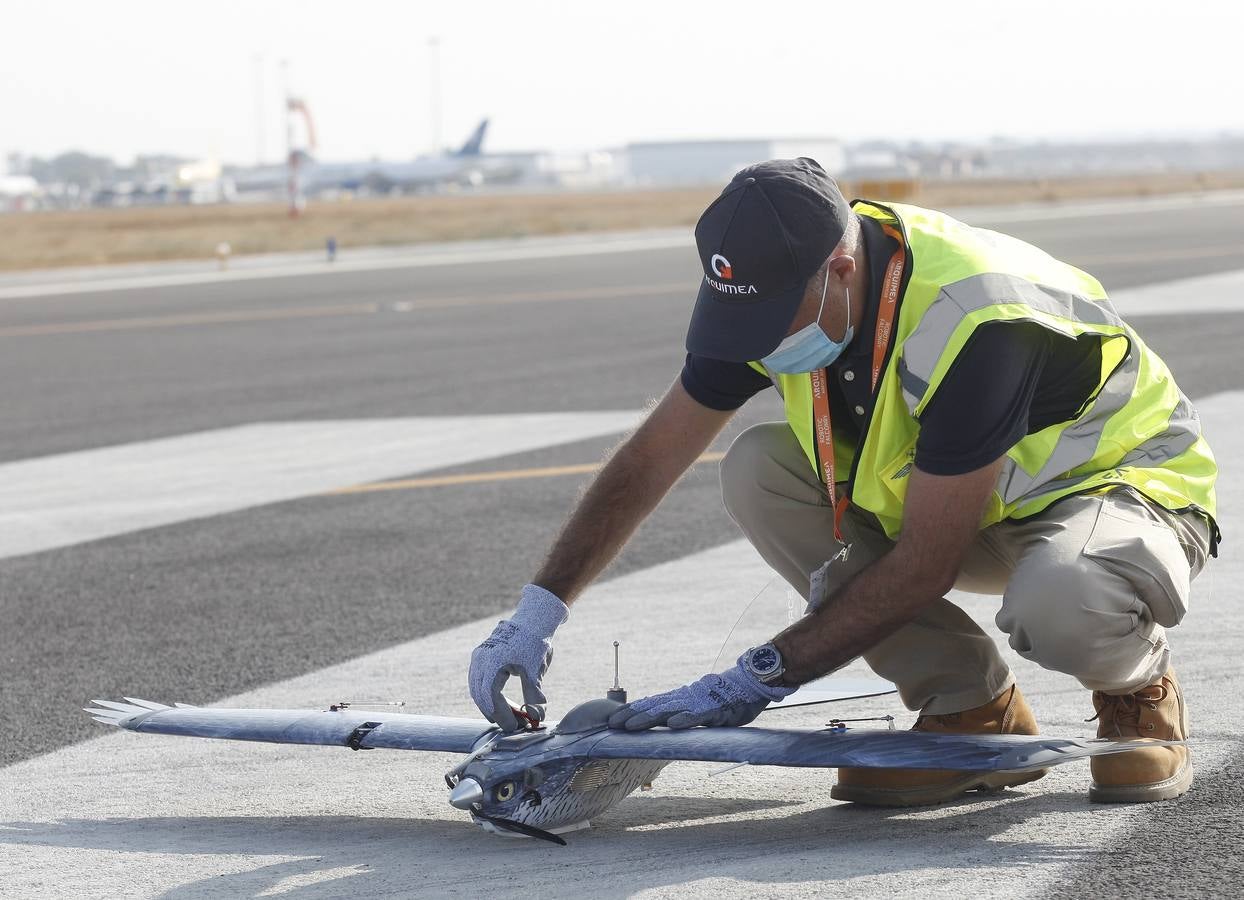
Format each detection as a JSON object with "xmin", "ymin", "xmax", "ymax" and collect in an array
[{"xmin": 448, "ymin": 777, "xmax": 484, "ymax": 810}]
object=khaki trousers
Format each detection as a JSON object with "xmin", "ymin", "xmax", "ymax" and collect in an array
[{"xmin": 720, "ymin": 423, "xmax": 1212, "ymax": 715}]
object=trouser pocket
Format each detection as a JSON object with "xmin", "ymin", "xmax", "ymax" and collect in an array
[{"xmin": 1083, "ymin": 491, "xmax": 1192, "ymax": 627}]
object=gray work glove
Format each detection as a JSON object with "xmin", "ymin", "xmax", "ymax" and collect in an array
[
  {"xmin": 607, "ymin": 654, "xmax": 796, "ymax": 731},
  {"xmin": 469, "ymin": 584, "xmax": 569, "ymax": 731}
]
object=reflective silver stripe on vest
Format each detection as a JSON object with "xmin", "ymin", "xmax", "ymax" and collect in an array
[
  {"xmin": 901, "ymin": 273, "xmax": 1124, "ymax": 397},
  {"xmin": 897, "ymin": 357, "xmax": 929, "ymax": 414},
  {"xmin": 1115, "ymin": 391, "xmax": 1202, "ymax": 468},
  {"xmin": 1015, "ymin": 390, "xmax": 1204, "ymax": 503},
  {"xmin": 764, "ymin": 367, "xmax": 785, "ymax": 399},
  {"xmin": 899, "ymin": 272, "xmax": 1189, "ymax": 506},
  {"xmin": 999, "ymin": 345, "xmax": 1138, "ymax": 504}
]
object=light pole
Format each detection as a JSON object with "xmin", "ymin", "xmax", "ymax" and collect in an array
[
  {"xmin": 281, "ymin": 59, "xmax": 304, "ymax": 216},
  {"xmin": 253, "ymin": 52, "xmax": 266, "ymax": 165},
  {"xmin": 428, "ymin": 37, "xmax": 442, "ymax": 156}
]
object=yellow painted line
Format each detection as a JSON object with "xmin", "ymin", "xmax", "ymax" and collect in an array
[
  {"xmin": 410, "ymin": 281, "xmax": 689, "ymax": 310},
  {"xmin": 0, "ymin": 281, "xmax": 689, "ymax": 338},
  {"xmin": 327, "ymin": 451, "xmax": 727, "ymax": 495},
  {"xmin": 0, "ymin": 302, "xmax": 381, "ymax": 337}
]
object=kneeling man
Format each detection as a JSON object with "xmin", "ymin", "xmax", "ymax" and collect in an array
[{"xmin": 469, "ymin": 158, "xmax": 1219, "ymax": 806}]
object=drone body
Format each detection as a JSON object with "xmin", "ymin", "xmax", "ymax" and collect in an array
[
  {"xmin": 448, "ymin": 706, "xmax": 671, "ymax": 841},
  {"xmin": 85, "ymin": 678, "xmax": 1172, "ymax": 845}
]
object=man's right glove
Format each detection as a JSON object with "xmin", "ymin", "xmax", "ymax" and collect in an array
[
  {"xmin": 468, "ymin": 583, "xmax": 569, "ymax": 731},
  {"xmin": 606, "ymin": 652, "xmax": 795, "ymax": 731}
]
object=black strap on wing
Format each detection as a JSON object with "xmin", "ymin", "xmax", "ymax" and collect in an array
[{"xmin": 344, "ymin": 721, "xmax": 382, "ymax": 751}]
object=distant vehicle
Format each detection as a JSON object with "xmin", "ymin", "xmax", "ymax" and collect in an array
[
  {"xmin": 0, "ymin": 174, "xmax": 41, "ymax": 211},
  {"xmin": 232, "ymin": 118, "xmax": 517, "ymax": 198}
]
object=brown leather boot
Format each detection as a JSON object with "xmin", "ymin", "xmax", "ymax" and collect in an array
[
  {"xmin": 1088, "ymin": 668, "xmax": 1192, "ymax": 803},
  {"xmin": 830, "ymin": 684, "xmax": 1046, "ymax": 807}
]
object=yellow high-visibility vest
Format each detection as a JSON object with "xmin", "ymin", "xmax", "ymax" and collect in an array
[{"xmin": 749, "ymin": 201, "xmax": 1218, "ymax": 542}]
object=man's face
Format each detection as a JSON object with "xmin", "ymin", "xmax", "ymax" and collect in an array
[{"xmin": 777, "ymin": 254, "xmax": 856, "ymax": 343}]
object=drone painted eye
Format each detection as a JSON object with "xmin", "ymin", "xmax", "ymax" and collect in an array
[{"xmin": 493, "ymin": 781, "xmax": 516, "ymax": 803}]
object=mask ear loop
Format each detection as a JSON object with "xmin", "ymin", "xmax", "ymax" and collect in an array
[
  {"xmin": 819, "ymin": 259, "xmax": 851, "ymax": 343},
  {"xmin": 813, "ymin": 263, "xmax": 830, "ymax": 333},
  {"xmin": 840, "ymin": 285, "xmax": 851, "ymax": 343}
]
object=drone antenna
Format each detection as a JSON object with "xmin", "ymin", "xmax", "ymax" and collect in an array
[
  {"xmin": 606, "ymin": 641, "xmax": 627, "ymax": 703},
  {"xmin": 710, "ymin": 574, "xmax": 779, "ymax": 671},
  {"xmin": 329, "ymin": 699, "xmax": 406, "ymax": 712}
]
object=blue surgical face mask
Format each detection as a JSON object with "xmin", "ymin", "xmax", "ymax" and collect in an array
[{"xmin": 761, "ymin": 267, "xmax": 853, "ymax": 374}]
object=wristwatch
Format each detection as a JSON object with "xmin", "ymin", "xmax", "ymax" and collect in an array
[{"xmin": 742, "ymin": 643, "xmax": 787, "ymax": 686}]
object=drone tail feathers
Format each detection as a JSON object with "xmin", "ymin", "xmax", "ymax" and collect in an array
[
  {"xmin": 123, "ymin": 697, "xmax": 174, "ymax": 710},
  {"xmin": 84, "ymin": 698, "xmax": 170, "ymax": 728}
]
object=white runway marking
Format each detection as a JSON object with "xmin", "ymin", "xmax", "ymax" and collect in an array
[
  {"xmin": 1, "ymin": 390, "xmax": 1240, "ymax": 898},
  {"xmin": 0, "ymin": 412, "xmax": 640, "ymax": 561},
  {"xmin": 2, "ymin": 191, "xmax": 1241, "ymax": 303},
  {"xmin": 0, "ymin": 231, "xmax": 691, "ymax": 301},
  {"xmin": 950, "ymin": 188, "xmax": 1244, "ymax": 224},
  {"xmin": 1108, "ymin": 267, "xmax": 1244, "ymax": 317}
]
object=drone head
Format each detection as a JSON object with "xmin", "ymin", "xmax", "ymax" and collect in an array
[
  {"xmin": 444, "ymin": 696, "xmax": 666, "ymax": 840},
  {"xmin": 447, "ymin": 754, "xmax": 551, "ymax": 816}
]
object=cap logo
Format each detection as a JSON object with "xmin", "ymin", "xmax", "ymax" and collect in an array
[{"xmin": 710, "ymin": 254, "xmax": 733, "ymax": 280}]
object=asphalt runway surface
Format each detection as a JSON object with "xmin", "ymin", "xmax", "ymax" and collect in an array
[{"xmin": 1, "ymin": 192, "xmax": 1243, "ymax": 897}]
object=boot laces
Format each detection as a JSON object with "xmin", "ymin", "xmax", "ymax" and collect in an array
[
  {"xmin": 913, "ymin": 711, "xmax": 961, "ymax": 732},
  {"xmin": 1087, "ymin": 685, "xmax": 1167, "ymax": 737}
]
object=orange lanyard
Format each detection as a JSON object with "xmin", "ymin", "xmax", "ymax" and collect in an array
[{"xmin": 811, "ymin": 223, "xmax": 906, "ymax": 543}]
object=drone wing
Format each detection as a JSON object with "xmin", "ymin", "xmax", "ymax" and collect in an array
[
  {"xmin": 86, "ymin": 699, "xmax": 494, "ymax": 753},
  {"xmin": 581, "ymin": 725, "xmax": 1173, "ymax": 773}
]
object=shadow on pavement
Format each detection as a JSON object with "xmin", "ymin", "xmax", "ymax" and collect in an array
[
  {"xmin": 2, "ymin": 789, "xmax": 1099, "ymax": 899},
  {"xmin": 1041, "ymin": 741, "xmax": 1244, "ymax": 899}
]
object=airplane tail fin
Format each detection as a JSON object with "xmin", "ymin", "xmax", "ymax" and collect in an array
[{"xmin": 454, "ymin": 119, "xmax": 489, "ymax": 157}]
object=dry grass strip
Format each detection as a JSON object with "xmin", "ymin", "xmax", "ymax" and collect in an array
[{"xmin": 4, "ymin": 171, "xmax": 1243, "ymax": 272}]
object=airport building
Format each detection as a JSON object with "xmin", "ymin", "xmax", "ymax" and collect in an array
[{"xmin": 622, "ymin": 138, "xmax": 845, "ymax": 186}]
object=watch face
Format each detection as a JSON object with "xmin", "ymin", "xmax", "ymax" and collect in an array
[{"xmin": 749, "ymin": 645, "xmax": 780, "ymax": 675}]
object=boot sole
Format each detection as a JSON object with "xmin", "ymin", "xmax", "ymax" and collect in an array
[
  {"xmin": 830, "ymin": 768, "xmax": 1047, "ymax": 808},
  {"xmin": 1089, "ymin": 756, "xmax": 1194, "ymax": 803}
]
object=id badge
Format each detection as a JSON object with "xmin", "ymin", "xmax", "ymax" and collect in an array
[{"xmin": 806, "ymin": 542, "xmax": 851, "ymax": 614}]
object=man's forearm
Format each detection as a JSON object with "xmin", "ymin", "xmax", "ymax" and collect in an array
[
  {"xmin": 772, "ymin": 550, "xmax": 947, "ymax": 685},
  {"xmin": 532, "ymin": 440, "xmax": 676, "ymax": 604},
  {"xmin": 529, "ymin": 378, "xmax": 734, "ymax": 606}
]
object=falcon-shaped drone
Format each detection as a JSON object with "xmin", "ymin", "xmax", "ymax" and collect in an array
[{"xmin": 85, "ymin": 672, "xmax": 1169, "ymax": 845}]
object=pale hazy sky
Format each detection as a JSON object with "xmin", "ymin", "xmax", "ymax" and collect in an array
[{"xmin": 4, "ymin": 0, "xmax": 1242, "ymax": 166}]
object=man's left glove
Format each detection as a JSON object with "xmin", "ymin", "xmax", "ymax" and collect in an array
[
  {"xmin": 469, "ymin": 584, "xmax": 569, "ymax": 732},
  {"xmin": 607, "ymin": 653, "xmax": 797, "ymax": 731}
]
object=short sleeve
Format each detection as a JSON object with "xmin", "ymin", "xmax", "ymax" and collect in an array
[
  {"xmin": 914, "ymin": 323, "xmax": 1050, "ymax": 476},
  {"xmin": 680, "ymin": 353, "xmax": 773, "ymax": 411}
]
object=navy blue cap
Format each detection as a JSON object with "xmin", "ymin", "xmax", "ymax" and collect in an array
[{"xmin": 685, "ymin": 158, "xmax": 852, "ymax": 362}]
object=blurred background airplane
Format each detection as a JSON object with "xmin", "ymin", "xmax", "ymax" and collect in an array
[{"xmin": 229, "ymin": 117, "xmax": 518, "ymax": 200}]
